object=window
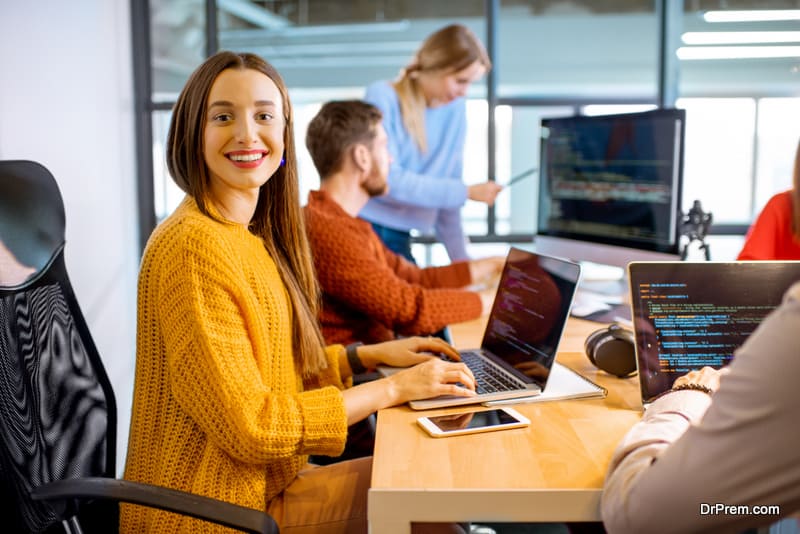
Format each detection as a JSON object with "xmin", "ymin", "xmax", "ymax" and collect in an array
[
  {"xmin": 151, "ymin": 0, "xmax": 207, "ymax": 98},
  {"xmin": 497, "ymin": 1, "xmax": 659, "ymax": 100},
  {"xmin": 677, "ymin": 97, "xmax": 756, "ymax": 224},
  {"xmin": 134, "ymin": 1, "xmax": 800, "ymax": 265},
  {"xmin": 495, "ymin": 105, "xmax": 575, "ymax": 236},
  {"xmin": 152, "ymin": 110, "xmax": 178, "ymax": 222},
  {"xmin": 755, "ymin": 98, "xmax": 800, "ymax": 211}
]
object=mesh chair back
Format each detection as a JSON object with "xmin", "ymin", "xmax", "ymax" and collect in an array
[{"xmin": 0, "ymin": 160, "xmax": 117, "ymax": 533}]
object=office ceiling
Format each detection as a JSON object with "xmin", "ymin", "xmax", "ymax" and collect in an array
[
  {"xmin": 213, "ymin": 0, "xmax": 800, "ymax": 27},
  {"xmin": 150, "ymin": 0, "xmax": 800, "ymax": 97}
]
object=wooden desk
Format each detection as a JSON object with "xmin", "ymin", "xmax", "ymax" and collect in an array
[{"xmin": 368, "ymin": 316, "xmax": 642, "ymax": 533}]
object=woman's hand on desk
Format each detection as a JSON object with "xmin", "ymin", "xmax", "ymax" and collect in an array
[
  {"xmin": 384, "ymin": 358, "xmax": 476, "ymax": 405},
  {"xmin": 343, "ymin": 337, "xmax": 475, "ymax": 423}
]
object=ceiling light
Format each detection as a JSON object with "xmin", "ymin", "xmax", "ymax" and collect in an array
[
  {"xmin": 703, "ymin": 10, "xmax": 800, "ymax": 23},
  {"xmin": 682, "ymin": 31, "xmax": 800, "ymax": 45},
  {"xmin": 677, "ymin": 45, "xmax": 800, "ymax": 60}
]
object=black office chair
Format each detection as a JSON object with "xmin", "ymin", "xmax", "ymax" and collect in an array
[{"xmin": 0, "ymin": 160, "xmax": 279, "ymax": 534}]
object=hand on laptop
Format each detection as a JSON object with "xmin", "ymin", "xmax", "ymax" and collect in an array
[
  {"xmin": 342, "ymin": 337, "xmax": 475, "ymax": 423},
  {"xmin": 672, "ymin": 366, "xmax": 729, "ymax": 394},
  {"xmin": 386, "ymin": 358, "xmax": 477, "ymax": 403},
  {"xmin": 357, "ymin": 336, "xmax": 461, "ymax": 369}
]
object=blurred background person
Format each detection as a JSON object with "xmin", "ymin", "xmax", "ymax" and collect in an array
[
  {"xmin": 304, "ymin": 99, "xmax": 502, "ymax": 348},
  {"xmin": 361, "ymin": 23, "xmax": 503, "ymax": 263},
  {"xmin": 738, "ymin": 138, "xmax": 800, "ymax": 260}
]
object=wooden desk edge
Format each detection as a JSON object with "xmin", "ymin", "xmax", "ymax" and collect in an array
[
  {"xmin": 367, "ymin": 315, "xmax": 640, "ymax": 533},
  {"xmin": 368, "ymin": 488, "xmax": 601, "ymax": 532}
]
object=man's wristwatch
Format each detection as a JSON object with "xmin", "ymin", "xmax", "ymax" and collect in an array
[{"xmin": 346, "ymin": 342, "xmax": 366, "ymax": 375}]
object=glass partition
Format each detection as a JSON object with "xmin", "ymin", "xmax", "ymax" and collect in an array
[
  {"xmin": 497, "ymin": 1, "xmax": 659, "ymax": 99},
  {"xmin": 677, "ymin": 97, "xmax": 756, "ymax": 224},
  {"xmin": 150, "ymin": 0, "xmax": 206, "ymax": 100},
  {"xmin": 217, "ymin": 2, "xmax": 487, "ymax": 95},
  {"xmin": 135, "ymin": 1, "xmax": 800, "ymax": 263}
]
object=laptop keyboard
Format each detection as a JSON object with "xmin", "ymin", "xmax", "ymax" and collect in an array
[{"xmin": 460, "ymin": 350, "xmax": 521, "ymax": 394}]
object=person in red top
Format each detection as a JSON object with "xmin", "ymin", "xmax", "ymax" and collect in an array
[
  {"xmin": 303, "ymin": 100, "xmax": 503, "ymax": 346},
  {"xmin": 738, "ymin": 139, "xmax": 800, "ymax": 260}
]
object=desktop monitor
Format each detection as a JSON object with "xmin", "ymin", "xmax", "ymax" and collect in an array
[{"xmin": 534, "ymin": 109, "xmax": 685, "ymax": 272}]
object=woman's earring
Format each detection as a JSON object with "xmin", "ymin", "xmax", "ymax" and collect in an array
[{"xmin": 280, "ymin": 157, "xmax": 285, "ymax": 166}]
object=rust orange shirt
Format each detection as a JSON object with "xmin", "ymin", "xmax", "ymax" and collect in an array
[
  {"xmin": 304, "ymin": 190, "xmax": 481, "ymax": 345},
  {"xmin": 738, "ymin": 191, "xmax": 800, "ymax": 260}
]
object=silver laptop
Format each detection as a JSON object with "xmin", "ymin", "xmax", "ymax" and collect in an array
[
  {"xmin": 629, "ymin": 261, "xmax": 800, "ymax": 406},
  {"xmin": 381, "ymin": 247, "xmax": 581, "ymax": 410}
]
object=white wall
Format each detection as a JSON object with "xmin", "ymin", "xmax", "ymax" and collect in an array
[{"xmin": 0, "ymin": 0, "xmax": 137, "ymax": 474}]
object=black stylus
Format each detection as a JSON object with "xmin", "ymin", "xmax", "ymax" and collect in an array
[{"xmin": 504, "ymin": 167, "xmax": 538, "ymax": 186}]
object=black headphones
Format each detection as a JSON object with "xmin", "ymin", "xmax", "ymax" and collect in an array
[{"xmin": 584, "ymin": 323, "xmax": 637, "ymax": 378}]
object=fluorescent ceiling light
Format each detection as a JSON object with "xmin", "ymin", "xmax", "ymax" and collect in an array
[
  {"xmin": 582, "ymin": 104, "xmax": 657, "ymax": 116},
  {"xmin": 703, "ymin": 10, "xmax": 800, "ymax": 22},
  {"xmin": 682, "ymin": 31, "xmax": 800, "ymax": 45},
  {"xmin": 677, "ymin": 45, "xmax": 800, "ymax": 60}
]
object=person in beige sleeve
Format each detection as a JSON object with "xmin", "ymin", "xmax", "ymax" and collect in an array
[{"xmin": 601, "ymin": 282, "xmax": 800, "ymax": 533}]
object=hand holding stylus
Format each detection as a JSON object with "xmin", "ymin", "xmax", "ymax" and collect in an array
[
  {"xmin": 503, "ymin": 167, "xmax": 538, "ymax": 187},
  {"xmin": 468, "ymin": 181, "xmax": 504, "ymax": 205}
]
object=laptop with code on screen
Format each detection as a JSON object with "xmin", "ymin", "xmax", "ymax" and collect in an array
[
  {"xmin": 379, "ymin": 247, "xmax": 581, "ymax": 410},
  {"xmin": 628, "ymin": 261, "xmax": 800, "ymax": 406}
]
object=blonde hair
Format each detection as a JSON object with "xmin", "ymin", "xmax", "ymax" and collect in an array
[
  {"xmin": 167, "ymin": 51, "xmax": 328, "ymax": 377},
  {"xmin": 393, "ymin": 24, "xmax": 490, "ymax": 152}
]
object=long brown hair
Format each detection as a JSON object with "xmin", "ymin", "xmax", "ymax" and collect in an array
[
  {"xmin": 793, "ymin": 139, "xmax": 800, "ymax": 240},
  {"xmin": 167, "ymin": 51, "xmax": 328, "ymax": 377},
  {"xmin": 393, "ymin": 24, "xmax": 490, "ymax": 152}
]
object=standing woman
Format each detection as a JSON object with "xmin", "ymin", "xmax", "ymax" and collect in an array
[
  {"xmin": 361, "ymin": 23, "xmax": 503, "ymax": 262},
  {"xmin": 122, "ymin": 51, "xmax": 475, "ymax": 533}
]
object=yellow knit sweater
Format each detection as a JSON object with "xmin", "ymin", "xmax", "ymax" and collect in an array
[{"xmin": 121, "ymin": 197, "xmax": 348, "ymax": 533}]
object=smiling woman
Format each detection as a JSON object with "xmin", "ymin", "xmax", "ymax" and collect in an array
[
  {"xmin": 122, "ymin": 50, "xmax": 475, "ymax": 534},
  {"xmin": 202, "ymin": 68, "xmax": 286, "ymax": 223}
]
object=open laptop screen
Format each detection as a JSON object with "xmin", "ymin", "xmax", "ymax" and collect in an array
[
  {"xmin": 482, "ymin": 248, "xmax": 581, "ymax": 390},
  {"xmin": 629, "ymin": 261, "xmax": 800, "ymax": 403}
]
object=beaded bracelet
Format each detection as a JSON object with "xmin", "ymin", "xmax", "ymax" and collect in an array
[
  {"xmin": 346, "ymin": 342, "xmax": 366, "ymax": 375},
  {"xmin": 670, "ymin": 383, "xmax": 713, "ymax": 396}
]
